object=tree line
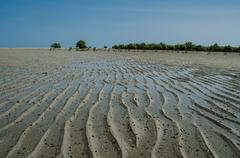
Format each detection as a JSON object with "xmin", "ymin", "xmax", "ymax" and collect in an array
[
  {"xmin": 50, "ymin": 41, "xmax": 240, "ymax": 53},
  {"xmin": 112, "ymin": 42, "xmax": 240, "ymax": 52}
]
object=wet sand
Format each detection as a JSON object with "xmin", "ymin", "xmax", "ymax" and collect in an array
[{"xmin": 0, "ymin": 49, "xmax": 240, "ymax": 158}]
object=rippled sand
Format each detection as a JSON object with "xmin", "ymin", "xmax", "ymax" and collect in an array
[{"xmin": 0, "ymin": 49, "xmax": 240, "ymax": 158}]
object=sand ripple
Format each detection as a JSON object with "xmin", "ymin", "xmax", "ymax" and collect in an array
[{"xmin": 0, "ymin": 50, "xmax": 240, "ymax": 158}]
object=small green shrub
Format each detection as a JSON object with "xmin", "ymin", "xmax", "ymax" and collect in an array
[
  {"xmin": 76, "ymin": 40, "xmax": 87, "ymax": 49},
  {"xmin": 50, "ymin": 43, "xmax": 61, "ymax": 49}
]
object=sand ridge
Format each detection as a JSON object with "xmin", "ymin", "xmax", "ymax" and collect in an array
[{"xmin": 0, "ymin": 49, "xmax": 240, "ymax": 158}]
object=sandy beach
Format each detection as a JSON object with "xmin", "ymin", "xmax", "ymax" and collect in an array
[{"xmin": 0, "ymin": 49, "xmax": 240, "ymax": 158}]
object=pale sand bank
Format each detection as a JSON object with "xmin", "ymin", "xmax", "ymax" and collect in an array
[{"xmin": 0, "ymin": 49, "xmax": 240, "ymax": 158}]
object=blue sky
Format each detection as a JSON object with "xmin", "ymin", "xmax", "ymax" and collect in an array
[{"xmin": 0, "ymin": 0, "xmax": 240, "ymax": 48}]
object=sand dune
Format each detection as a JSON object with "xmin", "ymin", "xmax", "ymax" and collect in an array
[{"xmin": 0, "ymin": 49, "xmax": 240, "ymax": 158}]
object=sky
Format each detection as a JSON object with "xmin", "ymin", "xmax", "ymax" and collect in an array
[{"xmin": 0, "ymin": 0, "xmax": 240, "ymax": 48}]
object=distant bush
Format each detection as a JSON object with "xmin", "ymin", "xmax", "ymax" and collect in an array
[
  {"xmin": 104, "ymin": 46, "xmax": 108, "ymax": 49},
  {"xmin": 50, "ymin": 43, "xmax": 61, "ymax": 49},
  {"xmin": 209, "ymin": 43, "xmax": 221, "ymax": 52},
  {"xmin": 76, "ymin": 40, "xmax": 87, "ymax": 49},
  {"xmin": 112, "ymin": 45, "xmax": 118, "ymax": 49},
  {"xmin": 68, "ymin": 47, "xmax": 73, "ymax": 51},
  {"xmin": 223, "ymin": 45, "xmax": 233, "ymax": 52},
  {"xmin": 185, "ymin": 42, "xmax": 194, "ymax": 51},
  {"xmin": 112, "ymin": 42, "xmax": 238, "ymax": 53},
  {"xmin": 194, "ymin": 45, "xmax": 206, "ymax": 51},
  {"xmin": 237, "ymin": 46, "xmax": 240, "ymax": 52}
]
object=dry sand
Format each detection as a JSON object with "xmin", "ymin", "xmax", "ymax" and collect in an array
[{"xmin": 0, "ymin": 49, "xmax": 240, "ymax": 158}]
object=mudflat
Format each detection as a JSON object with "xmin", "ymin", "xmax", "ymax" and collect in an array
[{"xmin": 0, "ymin": 49, "xmax": 240, "ymax": 158}]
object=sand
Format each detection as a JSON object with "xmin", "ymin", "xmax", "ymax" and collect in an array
[{"xmin": 0, "ymin": 49, "xmax": 240, "ymax": 158}]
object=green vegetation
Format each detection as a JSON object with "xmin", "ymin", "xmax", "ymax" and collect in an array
[
  {"xmin": 237, "ymin": 46, "xmax": 240, "ymax": 52},
  {"xmin": 68, "ymin": 47, "xmax": 73, "ymax": 51},
  {"xmin": 76, "ymin": 40, "xmax": 87, "ymax": 49},
  {"xmin": 49, "ymin": 41, "xmax": 239, "ymax": 53},
  {"xmin": 112, "ymin": 42, "xmax": 240, "ymax": 53},
  {"xmin": 50, "ymin": 43, "xmax": 61, "ymax": 49}
]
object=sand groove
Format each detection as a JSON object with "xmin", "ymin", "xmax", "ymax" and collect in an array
[{"xmin": 1, "ymin": 50, "xmax": 240, "ymax": 158}]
